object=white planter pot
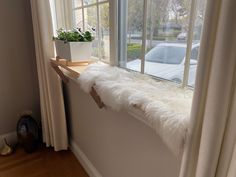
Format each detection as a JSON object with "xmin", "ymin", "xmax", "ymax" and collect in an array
[{"xmin": 55, "ymin": 40, "xmax": 92, "ymax": 62}]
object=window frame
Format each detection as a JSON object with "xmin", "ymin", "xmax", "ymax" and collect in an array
[
  {"xmin": 110, "ymin": 0, "xmax": 200, "ymax": 88},
  {"xmin": 69, "ymin": 0, "xmax": 201, "ymax": 88},
  {"xmin": 71, "ymin": 0, "xmax": 109, "ymax": 61}
]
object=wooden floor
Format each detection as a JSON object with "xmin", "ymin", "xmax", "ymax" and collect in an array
[{"xmin": 0, "ymin": 146, "xmax": 89, "ymax": 177}]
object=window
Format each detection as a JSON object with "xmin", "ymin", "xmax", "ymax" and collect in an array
[
  {"xmin": 70, "ymin": 0, "xmax": 206, "ymax": 87},
  {"xmin": 72, "ymin": 0, "xmax": 110, "ymax": 62},
  {"xmin": 117, "ymin": 0, "xmax": 206, "ymax": 87}
]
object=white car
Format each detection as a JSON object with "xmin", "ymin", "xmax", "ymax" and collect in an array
[
  {"xmin": 127, "ymin": 42, "xmax": 200, "ymax": 86},
  {"xmin": 177, "ymin": 32, "xmax": 187, "ymax": 41}
]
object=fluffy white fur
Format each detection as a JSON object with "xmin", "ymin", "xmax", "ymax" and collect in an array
[{"xmin": 77, "ymin": 62, "xmax": 193, "ymax": 157}]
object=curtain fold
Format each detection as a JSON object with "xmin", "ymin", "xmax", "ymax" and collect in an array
[
  {"xmin": 227, "ymin": 141, "xmax": 236, "ymax": 177},
  {"xmin": 30, "ymin": 0, "xmax": 68, "ymax": 151},
  {"xmin": 179, "ymin": 0, "xmax": 236, "ymax": 176}
]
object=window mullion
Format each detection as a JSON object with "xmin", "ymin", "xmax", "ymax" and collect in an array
[
  {"xmin": 81, "ymin": 0, "xmax": 85, "ymax": 30},
  {"xmin": 96, "ymin": 0, "xmax": 102, "ymax": 60},
  {"xmin": 117, "ymin": 0, "xmax": 128, "ymax": 67},
  {"xmin": 182, "ymin": 0, "xmax": 198, "ymax": 87},
  {"xmin": 109, "ymin": 0, "xmax": 118, "ymax": 66},
  {"xmin": 78, "ymin": 1, "xmax": 108, "ymax": 9},
  {"xmin": 140, "ymin": 0, "xmax": 148, "ymax": 74}
]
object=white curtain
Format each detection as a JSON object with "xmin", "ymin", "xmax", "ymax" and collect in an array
[
  {"xmin": 49, "ymin": 0, "xmax": 73, "ymax": 31},
  {"xmin": 180, "ymin": 0, "xmax": 236, "ymax": 176},
  {"xmin": 30, "ymin": 0, "xmax": 68, "ymax": 151}
]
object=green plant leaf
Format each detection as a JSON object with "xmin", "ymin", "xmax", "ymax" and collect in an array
[{"xmin": 54, "ymin": 28, "xmax": 95, "ymax": 42}]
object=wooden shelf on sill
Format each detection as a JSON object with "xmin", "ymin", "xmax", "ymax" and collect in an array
[
  {"xmin": 50, "ymin": 57, "xmax": 105, "ymax": 109},
  {"xmin": 50, "ymin": 57, "xmax": 94, "ymax": 79}
]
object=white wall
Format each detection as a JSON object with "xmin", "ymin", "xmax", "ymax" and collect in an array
[
  {"xmin": 64, "ymin": 80, "xmax": 181, "ymax": 177},
  {"xmin": 0, "ymin": 0, "xmax": 40, "ymax": 136}
]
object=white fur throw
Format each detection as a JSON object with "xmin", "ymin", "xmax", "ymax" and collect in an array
[{"xmin": 77, "ymin": 62, "xmax": 193, "ymax": 158}]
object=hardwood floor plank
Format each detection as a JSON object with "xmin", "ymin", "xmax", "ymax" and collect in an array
[{"xmin": 0, "ymin": 146, "xmax": 89, "ymax": 177}]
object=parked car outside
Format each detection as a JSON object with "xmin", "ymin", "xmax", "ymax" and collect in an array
[
  {"xmin": 177, "ymin": 32, "xmax": 187, "ymax": 41},
  {"xmin": 127, "ymin": 42, "xmax": 200, "ymax": 86}
]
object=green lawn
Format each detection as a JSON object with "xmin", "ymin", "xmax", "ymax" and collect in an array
[
  {"xmin": 127, "ymin": 43, "xmax": 142, "ymax": 61},
  {"xmin": 127, "ymin": 43, "xmax": 153, "ymax": 61}
]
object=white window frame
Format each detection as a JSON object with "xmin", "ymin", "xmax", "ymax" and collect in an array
[
  {"xmin": 109, "ymin": 0, "xmax": 118, "ymax": 66},
  {"xmin": 71, "ymin": 0, "xmax": 109, "ymax": 61},
  {"xmin": 109, "ymin": 0, "xmax": 199, "ymax": 88},
  {"xmin": 64, "ymin": 0, "xmax": 200, "ymax": 87}
]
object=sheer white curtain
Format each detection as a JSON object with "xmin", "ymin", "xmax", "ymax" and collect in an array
[
  {"xmin": 30, "ymin": 0, "xmax": 68, "ymax": 151},
  {"xmin": 180, "ymin": 0, "xmax": 236, "ymax": 176},
  {"xmin": 49, "ymin": 0, "xmax": 73, "ymax": 31}
]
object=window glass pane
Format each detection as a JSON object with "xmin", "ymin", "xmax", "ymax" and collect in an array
[
  {"xmin": 73, "ymin": 0, "xmax": 82, "ymax": 8},
  {"xmin": 74, "ymin": 9, "xmax": 83, "ymax": 29},
  {"xmin": 187, "ymin": 0, "xmax": 206, "ymax": 87},
  {"xmin": 84, "ymin": 0, "xmax": 96, "ymax": 6},
  {"xmin": 119, "ymin": 0, "xmax": 206, "ymax": 87},
  {"xmin": 84, "ymin": 6, "xmax": 99, "ymax": 58},
  {"xmin": 143, "ymin": 0, "xmax": 191, "ymax": 83},
  {"xmin": 190, "ymin": 47, "xmax": 199, "ymax": 60},
  {"xmin": 84, "ymin": 6, "xmax": 97, "ymax": 30},
  {"xmin": 99, "ymin": 3, "xmax": 110, "ymax": 61},
  {"xmin": 120, "ymin": 0, "xmax": 144, "ymax": 72}
]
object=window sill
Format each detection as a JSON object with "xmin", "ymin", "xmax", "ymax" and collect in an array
[{"xmin": 51, "ymin": 59, "xmax": 193, "ymax": 158}]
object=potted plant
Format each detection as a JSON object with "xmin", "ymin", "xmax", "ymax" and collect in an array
[{"xmin": 53, "ymin": 28, "xmax": 95, "ymax": 62}]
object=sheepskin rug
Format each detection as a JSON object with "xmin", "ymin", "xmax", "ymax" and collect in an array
[{"xmin": 77, "ymin": 62, "xmax": 193, "ymax": 158}]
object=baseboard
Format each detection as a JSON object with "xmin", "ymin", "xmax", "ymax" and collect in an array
[
  {"xmin": 0, "ymin": 132, "xmax": 17, "ymax": 149},
  {"xmin": 70, "ymin": 139, "xmax": 103, "ymax": 177}
]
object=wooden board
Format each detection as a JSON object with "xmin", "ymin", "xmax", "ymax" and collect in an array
[
  {"xmin": 50, "ymin": 58, "xmax": 105, "ymax": 109},
  {"xmin": 55, "ymin": 57, "xmax": 94, "ymax": 66},
  {"xmin": 90, "ymin": 86, "xmax": 105, "ymax": 109},
  {"xmin": 50, "ymin": 58, "xmax": 93, "ymax": 79}
]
